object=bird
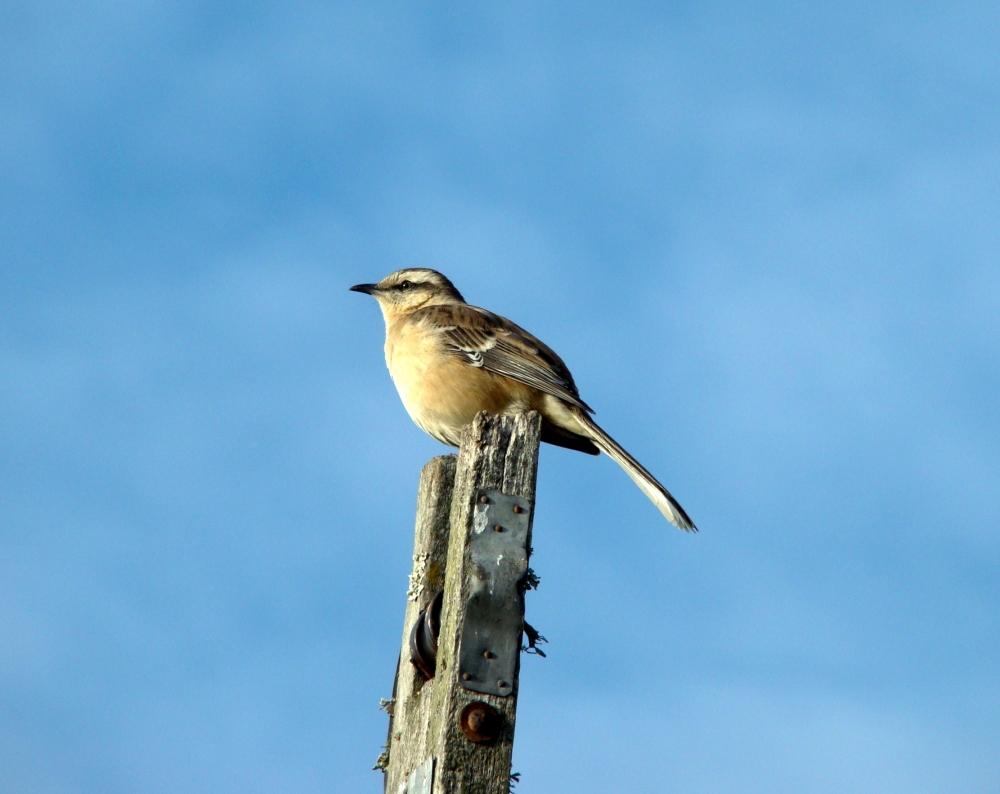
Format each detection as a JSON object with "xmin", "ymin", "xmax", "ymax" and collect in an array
[{"xmin": 350, "ymin": 268, "xmax": 696, "ymax": 531}]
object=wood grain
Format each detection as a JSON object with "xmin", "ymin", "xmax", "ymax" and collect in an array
[
  {"xmin": 383, "ymin": 412, "xmax": 541, "ymax": 794},
  {"xmin": 383, "ymin": 454, "xmax": 457, "ymax": 793}
]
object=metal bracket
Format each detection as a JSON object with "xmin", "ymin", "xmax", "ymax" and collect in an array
[
  {"xmin": 458, "ymin": 489, "xmax": 531, "ymax": 697},
  {"xmin": 397, "ymin": 756, "xmax": 434, "ymax": 794}
]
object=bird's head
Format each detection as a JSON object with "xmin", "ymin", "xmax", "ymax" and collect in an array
[{"xmin": 350, "ymin": 269, "xmax": 465, "ymax": 319}]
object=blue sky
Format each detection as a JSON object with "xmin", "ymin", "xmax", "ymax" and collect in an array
[{"xmin": 2, "ymin": 2, "xmax": 998, "ymax": 792}]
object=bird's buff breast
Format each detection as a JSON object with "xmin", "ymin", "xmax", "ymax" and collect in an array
[{"xmin": 384, "ymin": 321, "xmax": 528, "ymax": 446}]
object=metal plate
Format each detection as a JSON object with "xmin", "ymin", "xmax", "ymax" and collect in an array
[
  {"xmin": 397, "ymin": 755, "xmax": 434, "ymax": 794},
  {"xmin": 458, "ymin": 489, "xmax": 531, "ymax": 697}
]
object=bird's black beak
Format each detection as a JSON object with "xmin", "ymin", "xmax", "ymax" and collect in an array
[{"xmin": 349, "ymin": 283, "xmax": 379, "ymax": 295}]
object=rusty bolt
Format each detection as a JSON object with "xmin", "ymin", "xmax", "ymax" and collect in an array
[
  {"xmin": 459, "ymin": 701, "xmax": 502, "ymax": 744},
  {"xmin": 483, "ymin": 650, "xmax": 495, "ymax": 660},
  {"xmin": 462, "ymin": 671, "xmax": 472, "ymax": 681},
  {"xmin": 479, "ymin": 494, "xmax": 489, "ymax": 504},
  {"xmin": 513, "ymin": 504, "xmax": 523, "ymax": 514},
  {"xmin": 494, "ymin": 524, "xmax": 504, "ymax": 532}
]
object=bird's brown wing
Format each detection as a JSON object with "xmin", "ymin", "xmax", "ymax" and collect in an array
[{"xmin": 412, "ymin": 303, "xmax": 594, "ymax": 413}]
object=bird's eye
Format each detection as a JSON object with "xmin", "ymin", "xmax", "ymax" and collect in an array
[{"xmin": 399, "ymin": 281, "xmax": 413, "ymax": 291}]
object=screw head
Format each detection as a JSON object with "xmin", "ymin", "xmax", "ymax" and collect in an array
[
  {"xmin": 498, "ymin": 680, "xmax": 510, "ymax": 689},
  {"xmin": 483, "ymin": 650, "xmax": 495, "ymax": 660},
  {"xmin": 513, "ymin": 504, "xmax": 523, "ymax": 514},
  {"xmin": 494, "ymin": 524, "xmax": 504, "ymax": 532},
  {"xmin": 462, "ymin": 671, "xmax": 472, "ymax": 681},
  {"xmin": 479, "ymin": 494, "xmax": 489, "ymax": 504},
  {"xmin": 459, "ymin": 701, "xmax": 502, "ymax": 744}
]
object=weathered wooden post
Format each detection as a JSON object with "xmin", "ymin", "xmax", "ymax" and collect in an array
[{"xmin": 379, "ymin": 411, "xmax": 542, "ymax": 794}]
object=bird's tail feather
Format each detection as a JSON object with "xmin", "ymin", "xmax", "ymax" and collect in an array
[{"xmin": 576, "ymin": 412, "xmax": 697, "ymax": 531}]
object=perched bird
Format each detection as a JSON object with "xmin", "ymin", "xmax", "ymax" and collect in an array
[{"xmin": 350, "ymin": 268, "xmax": 696, "ymax": 531}]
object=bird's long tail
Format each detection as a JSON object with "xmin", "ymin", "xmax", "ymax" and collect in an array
[{"xmin": 576, "ymin": 411, "xmax": 697, "ymax": 531}]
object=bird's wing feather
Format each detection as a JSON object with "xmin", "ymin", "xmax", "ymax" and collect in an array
[{"xmin": 412, "ymin": 304, "xmax": 593, "ymax": 412}]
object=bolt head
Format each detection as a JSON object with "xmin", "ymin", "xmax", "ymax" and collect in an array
[
  {"xmin": 462, "ymin": 671, "xmax": 472, "ymax": 681},
  {"xmin": 479, "ymin": 495, "xmax": 489, "ymax": 504},
  {"xmin": 459, "ymin": 701, "xmax": 502, "ymax": 744},
  {"xmin": 513, "ymin": 504, "xmax": 523, "ymax": 514},
  {"xmin": 494, "ymin": 524, "xmax": 504, "ymax": 532}
]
